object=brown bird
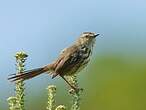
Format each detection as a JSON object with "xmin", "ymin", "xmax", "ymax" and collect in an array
[{"xmin": 8, "ymin": 32, "xmax": 99, "ymax": 91}]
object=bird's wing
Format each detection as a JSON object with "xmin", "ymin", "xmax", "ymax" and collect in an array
[{"xmin": 52, "ymin": 45, "xmax": 81, "ymax": 78}]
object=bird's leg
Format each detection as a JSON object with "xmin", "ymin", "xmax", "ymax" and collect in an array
[{"xmin": 60, "ymin": 75, "xmax": 79, "ymax": 92}]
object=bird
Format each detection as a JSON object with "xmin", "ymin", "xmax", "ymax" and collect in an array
[{"xmin": 8, "ymin": 32, "xmax": 99, "ymax": 91}]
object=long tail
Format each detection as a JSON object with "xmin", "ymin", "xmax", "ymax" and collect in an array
[{"xmin": 8, "ymin": 65, "xmax": 52, "ymax": 82}]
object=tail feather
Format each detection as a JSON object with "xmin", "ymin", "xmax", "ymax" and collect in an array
[{"xmin": 8, "ymin": 67, "xmax": 47, "ymax": 82}]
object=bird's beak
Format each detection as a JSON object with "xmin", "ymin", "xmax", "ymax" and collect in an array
[{"xmin": 94, "ymin": 33, "xmax": 100, "ymax": 38}]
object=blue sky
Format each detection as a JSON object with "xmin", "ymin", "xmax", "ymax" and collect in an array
[{"xmin": 0, "ymin": 0, "xmax": 146, "ymax": 108}]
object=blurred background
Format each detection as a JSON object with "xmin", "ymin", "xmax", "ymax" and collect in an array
[{"xmin": 0, "ymin": 0, "xmax": 146, "ymax": 110}]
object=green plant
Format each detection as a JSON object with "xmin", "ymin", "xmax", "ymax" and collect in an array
[
  {"xmin": 46, "ymin": 85, "xmax": 57, "ymax": 110},
  {"xmin": 55, "ymin": 105, "xmax": 66, "ymax": 110},
  {"xmin": 67, "ymin": 75, "xmax": 82, "ymax": 110},
  {"xmin": 8, "ymin": 51, "xmax": 28, "ymax": 110}
]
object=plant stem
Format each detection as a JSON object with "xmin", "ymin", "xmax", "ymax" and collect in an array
[
  {"xmin": 15, "ymin": 51, "xmax": 28, "ymax": 110},
  {"xmin": 55, "ymin": 105, "xmax": 66, "ymax": 110},
  {"xmin": 46, "ymin": 85, "xmax": 56, "ymax": 110},
  {"xmin": 67, "ymin": 75, "xmax": 82, "ymax": 110}
]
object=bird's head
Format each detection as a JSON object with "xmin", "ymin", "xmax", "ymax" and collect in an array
[{"xmin": 76, "ymin": 32, "xmax": 99, "ymax": 47}]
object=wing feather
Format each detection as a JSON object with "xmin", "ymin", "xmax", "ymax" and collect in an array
[{"xmin": 52, "ymin": 45, "xmax": 80, "ymax": 78}]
